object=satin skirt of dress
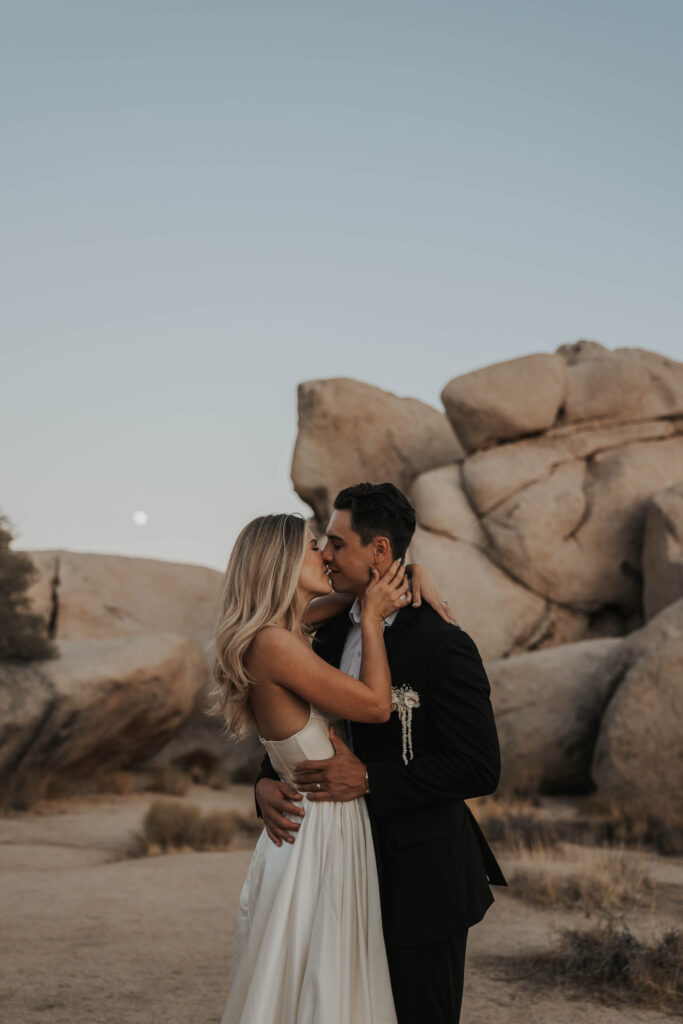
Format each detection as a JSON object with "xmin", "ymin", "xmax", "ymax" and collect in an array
[{"xmin": 220, "ymin": 794, "xmax": 397, "ymax": 1024}]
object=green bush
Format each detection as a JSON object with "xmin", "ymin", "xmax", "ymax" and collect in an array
[{"xmin": 0, "ymin": 512, "xmax": 57, "ymax": 661}]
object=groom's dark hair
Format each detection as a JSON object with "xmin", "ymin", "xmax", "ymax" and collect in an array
[{"xmin": 333, "ymin": 482, "xmax": 416, "ymax": 560}]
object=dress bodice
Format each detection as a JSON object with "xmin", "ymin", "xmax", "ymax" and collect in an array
[{"xmin": 258, "ymin": 706, "xmax": 337, "ymax": 783}]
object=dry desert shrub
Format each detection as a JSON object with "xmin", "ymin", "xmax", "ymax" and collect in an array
[
  {"xmin": 517, "ymin": 923, "xmax": 683, "ymax": 1016},
  {"xmin": 206, "ymin": 768, "xmax": 230, "ymax": 790},
  {"xmin": 200, "ymin": 808, "xmax": 262, "ymax": 847},
  {"xmin": 171, "ymin": 748, "xmax": 219, "ymax": 784},
  {"xmin": 200, "ymin": 810, "xmax": 242, "ymax": 848},
  {"xmin": 133, "ymin": 799, "xmax": 261, "ymax": 855},
  {"xmin": 510, "ymin": 849, "xmax": 655, "ymax": 914},
  {"xmin": 94, "ymin": 769, "xmax": 137, "ymax": 795},
  {"xmin": 147, "ymin": 765, "xmax": 191, "ymax": 797},
  {"xmin": 142, "ymin": 799, "xmax": 203, "ymax": 852},
  {"xmin": 474, "ymin": 792, "xmax": 683, "ymax": 856},
  {"xmin": 147, "ymin": 751, "xmax": 230, "ymax": 792},
  {"xmin": 229, "ymin": 761, "xmax": 264, "ymax": 785},
  {"xmin": 474, "ymin": 797, "xmax": 561, "ymax": 852},
  {"xmin": 1, "ymin": 770, "xmax": 80, "ymax": 812},
  {"xmin": 0, "ymin": 771, "xmax": 47, "ymax": 813},
  {"xmin": 583, "ymin": 794, "xmax": 683, "ymax": 856}
]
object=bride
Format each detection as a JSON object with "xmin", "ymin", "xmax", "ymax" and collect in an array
[{"xmin": 210, "ymin": 513, "xmax": 446, "ymax": 1024}]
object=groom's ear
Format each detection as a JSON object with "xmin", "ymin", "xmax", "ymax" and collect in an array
[{"xmin": 372, "ymin": 536, "xmax": 392, "ymax": 564}]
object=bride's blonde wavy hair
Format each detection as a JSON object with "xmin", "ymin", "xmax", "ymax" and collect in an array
[{"xmin": 207, "ymin": 513, "xmax": 309, "ymax": 739}]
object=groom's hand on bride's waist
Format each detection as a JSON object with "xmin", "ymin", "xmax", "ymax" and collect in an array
[
  {"xmin": 256, "ymin": 778, "xmax": 305, "ymax": 847},
  {"xmin": 293, "ymin": 726, "xmax": 367, "ymax": 802}
]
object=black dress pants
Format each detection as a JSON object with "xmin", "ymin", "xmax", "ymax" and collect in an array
[{"xmin": 387, "ymin": 930, "xmax": 468, "ymax": 1024}]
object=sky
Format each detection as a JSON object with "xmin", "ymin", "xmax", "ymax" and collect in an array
[{"xmin": 2, "ymin": 1, "xmax": 681, "ymax": 572}]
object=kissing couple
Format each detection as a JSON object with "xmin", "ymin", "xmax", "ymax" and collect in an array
[{"xmin": 211, "ymin": 482, "xmax": 506, "ymax": 1024}]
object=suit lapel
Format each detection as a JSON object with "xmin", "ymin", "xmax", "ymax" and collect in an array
[
  {"xmin": 382, "ymin": 604, "xmax": 421, "ymax": 657},
  {"xmin": 313, "ymin": 611, "xmax": 352, "ymax": 667}
]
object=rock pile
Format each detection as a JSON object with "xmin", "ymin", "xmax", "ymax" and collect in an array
[
  {"xmin": 292, "ymin": 343, "xmax": 683, "ymax": 805},
  {"xmin": 2, "ymin": 342, "xmax": 681, "ymax": 808},
  {"xmin": 0, "ymin": 552, "xmax": 262, "ymax": 801},
  {"xmin": 292, "ymin": 377, "xmax": 463, "ymax": 527},
  {"xmin": 1, "ymin": 633, "xmax": 207, "ymax": 806}
]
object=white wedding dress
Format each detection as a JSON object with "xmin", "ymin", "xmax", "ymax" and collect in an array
[{"xmin": 220, "ymin": 705, "xmax": 397, "ymax": 1024}]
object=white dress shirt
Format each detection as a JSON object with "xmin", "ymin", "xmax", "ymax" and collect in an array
[
  {"xmin": 339, "ymin": 598, "xmax": 400, "ymax": 681},
  {"xmin": 337, "ymin": 597, "xmax": 403, "ymax": 751}
]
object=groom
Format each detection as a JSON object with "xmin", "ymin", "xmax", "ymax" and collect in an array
[{"xmin": 255, "ymin": 482, "xmax": 506, "ymax": 1024}]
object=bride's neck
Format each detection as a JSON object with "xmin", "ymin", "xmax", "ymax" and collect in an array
[{"xmin": 273, "ymin": 614, "xmax": 306, "ymax": 638}]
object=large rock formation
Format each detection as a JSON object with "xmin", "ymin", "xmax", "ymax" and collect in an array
[
  {"xmin": 5, "ymin": 341, "xmax": 681, "ymax": 805},
  {"xmin": 441, "ymin": 353, "xmax": 567, "ymax": 452},
  {"xmin": 487, "ymin": 638, "xmax": 622, "ymax": 792},
  {"xmin": 591, "ymin": 600, "xmax": 683, "ymax": 807},
  {"xmin": 481, "ymin": 434, "xmax": 683, "ymax": 610},
  {"xmin": 291, "ymin": 378, "xmax": 463, "ymax": 527},
  {"xmin": 462, "ymin": 418, "xmax": 675, "ymax": 517},
  {"xmin": 561, "ymin": 347, "xmax": 683, "ymax": 426},
  {"xmin": 409, "ymin": 525, "xmax": 590, "ymax": 660},
  {"xmin": 0, "ymin": 633, "xmax": 207, "ymax": 805},
  {"xmin": 289, "ymin": 344, "xmax": 683, "ymax": 805},
  {"xmin": 13, "ymin": 551, "xmax": 260, "ymax": 788},
  {"xmin": 24, "ymin": 550, "xmax": 222, "ymax": 652},
  {"xmin": 402, "ymin": 346, "xmax": 683, "ymax": 660},
  {"xmin": 642, "ymin": 483, "xmax": 683, "ymax": 620}
]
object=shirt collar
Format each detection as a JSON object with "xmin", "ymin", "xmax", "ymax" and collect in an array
[{"xmin": 349, "ymin": 597, "xmax": 400, "ymax": 629}]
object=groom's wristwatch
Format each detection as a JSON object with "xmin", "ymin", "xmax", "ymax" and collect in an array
[{"xmin": 364, "ymin": 768, "xmax": 371, "ymax": 795}]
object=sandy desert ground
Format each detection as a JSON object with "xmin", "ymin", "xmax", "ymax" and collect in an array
[{"xmin": 1, "ymin": 784, "xmax": 681, "ymax": 1024}]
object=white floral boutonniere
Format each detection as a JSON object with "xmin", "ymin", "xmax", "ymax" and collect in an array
[{"xmin": 390, "ymin": 685, "xmax": 421, "ymax": 765}]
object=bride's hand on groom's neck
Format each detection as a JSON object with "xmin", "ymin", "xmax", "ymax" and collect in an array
[{"xmin": 405, "ymin": 563, "xmax": 456, "ymax": 624}]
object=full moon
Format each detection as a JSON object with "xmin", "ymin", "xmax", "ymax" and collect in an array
[{"xmin": 132, "ymin": 510, "xmax": 148, "ymax": 526}]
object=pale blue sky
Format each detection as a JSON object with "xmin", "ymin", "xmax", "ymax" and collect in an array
[{"xmin": 2, "ymin": 1, "xmax": 681, "ymax": 571}]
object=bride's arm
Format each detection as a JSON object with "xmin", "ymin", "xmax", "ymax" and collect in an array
[
  {"xmin": 303, "ymin": 591, "xmax": 354, "ymax": 627},
  {"xmin": 406, "ymin": 564, "xmax": 456, "ymax": 624},
  {"xmin": 251, "ymin": 563, "xmax": 409, "ymax": 723}
]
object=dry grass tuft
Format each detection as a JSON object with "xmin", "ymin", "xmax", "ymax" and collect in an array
[
  {"xmin": 1, "ymin": 770, "xmax": 135, "ymax": 812},
  {"xmin": 94, "ymin": 770, "xmax": 137, "ymax": 796},
  {"xmin": 132, "ymin": 799, "xmax": 262, "ymax": 855},
  {"xmin": 200, "ymin": 810, "xmax": 242, "ymax": 848},
  {"xmin": 146, "ymin": 752, "xmax": 230, "ymax": 795},
  {"xmin": 510, "ymin": 850, "xmax": 655, "ymax": 914},
  {"xmin": 142, "ymin": 799, "xmax": 203, "ymax": 852},
  {"xmin": 206, "ymin": 769, "xmax": 230, "ymax": 790},
  {"xmin": 171, "ymin": 749, "xmax": 219, "ymax": 785},
  {"xmin": 474, "ymin": 797, "xmax": 561, "ymax": 852},
  {"xmin": 473, "ymin": 792, "xmax": 683, "ymax": 856},
  {"xmin": 583, "ymin": 794, "xmax": 683, "ymax": 856},
  {"xmin": 516, "ymin": 923, "xmax": 683, "ymax": 1016},
  {"xmin": 147, "ymin": 765, "xmax": 191, "ymax": 797}
]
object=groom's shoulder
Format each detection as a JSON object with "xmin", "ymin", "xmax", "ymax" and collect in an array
[{"xmin": 408, "ymin": 606, "xmax": 481, "ymax": 658}]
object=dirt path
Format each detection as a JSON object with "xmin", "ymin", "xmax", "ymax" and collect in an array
[{"xmin": 1, "ymin": 787, "xmax": 680, "ymax": 1024}]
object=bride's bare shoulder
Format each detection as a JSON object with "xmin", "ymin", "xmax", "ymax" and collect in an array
[
  {"xmin": 248, "ymin": 626, "xmax": 304, "ymax": 665},
  {"xmin": 247, "ymin": 627, "xmax": 312, "ymax": 686}
]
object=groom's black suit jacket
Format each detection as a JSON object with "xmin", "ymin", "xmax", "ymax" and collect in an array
[{"xmin": 256, "ymin": 604, "xmax": 507, "ymax": 947}]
